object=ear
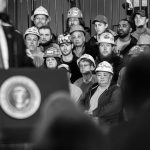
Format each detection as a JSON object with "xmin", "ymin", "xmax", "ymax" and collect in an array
[
  {"xmin": 129, "ymin": 27, "xmax": 132, "ymax": 33},
  {"xmin": 71, "ymin": 43, "xmax": 74, "ymax": 49},
  {"xmin": 91, "ymin": 65, "xmax": 95, "ymax": 71},
  {"xmin": 110, "ymin": 74, "xmax": 113, "ymax": 81},
  {"xmin": 105, "ymin": 23, "xmax": 108, "ymax": 29},
  {"xmin": 46, "ymin": 18, "xmax": 50, "ymax": 24}
]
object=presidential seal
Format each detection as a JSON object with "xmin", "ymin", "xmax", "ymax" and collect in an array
[{"xmin": 0, "ymin": 76, "xmax": 41, "ymax": 119}]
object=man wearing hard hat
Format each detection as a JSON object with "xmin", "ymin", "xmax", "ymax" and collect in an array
[
  {"xmin": 58, "ymin": 33, "xmax": 82, "ymax": 83},
  {"xmin": 66, "ymin": 7, "xmax": 83, "ymax": 33},
  {"xmin": 31, "ymin": 6, "xmax": 50, "ymax": 28},
  {"xmin": 74, "ymin": 54, "xmax": 97, "ymax": 94},
  {"xmin": 24, "ymin": 26, "xmax": 44, "ymax": 67},
  {"xmin": 70, "ymin": 24, "xmax": 89, "ymax": 58},
  {"xmin": 79, "ymin": 61, "xmax": 123, "ymax": 126}
]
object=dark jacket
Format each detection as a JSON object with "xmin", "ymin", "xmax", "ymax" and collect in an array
[
  {"xmin": 3, "ymin": 25, "xmax": 33, "ymax": 68},
  {"xmin": 115, "ymin": 35, "xmax": 137, "ymax": 57},
  {"xmin": 79, "ymin": 83, "xmax": 123, "ymax": 125}
]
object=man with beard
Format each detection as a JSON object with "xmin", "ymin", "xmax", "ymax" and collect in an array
[
  {"xmin": 132, "ymin": 9, "xmax": 150, "ymax": 40},
  {"xmin": 115, "ymin": 19, "xmax": 137, "ymax": 59},
  {"xmin": 39, "ymin": 26, "xmax": 57, "ymax": 53},
  {"xmin": 58, "ymin": 34, "xmax": 82, "ymax": 83},
  {"xmin": 74, "ymin": 54, "xmax": 97, "ymax": 94},
  {"xmin": 97, "ymin": 32, "xmax": 123, "ymax": 84},
  {"xmin": 31, "ymin": 6, "xmax": 50, "ymax": 29}
]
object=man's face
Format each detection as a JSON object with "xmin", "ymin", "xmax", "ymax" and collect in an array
[
  {"xmin": 46, "ymin": 57, "xmax": 57, "ymax": 68},
  {"xmin": 134, "ymin": 14, "xmax": 148, "ymax": 27},
  {"xmin": 96, "ymin": 71, "xmax": 112, "ymax": 87},
  {"xmin": 94, "ymin": 22, "xmax": 108, "ymax": 35},
  {"xmin": 99, "ymin": 43, "xmax": 113, "ymax": 57},
  {"xmin": 59, "ymin": 43, "xmax": 73, "ymax": 56},
  {"xmin": 71, "ymin": 31, "xmax": 85, "ymax": 47},
  {"xmin": 34, "ymin": 15, "xmax": 48, "ymax": 28},
  {"xmin": 68, "ymin": 17, "xmax": 80, "ymax": 28},
  {"xmin": 0, "ymin": 0, "xmax": 6, "ymax": 13},
  {"xmin": 79, "ymin": 60, "xmax": 92, "ymax": 74},
  {"xmin": 25, "ymin": 34, "xmax": 39, "ymax": 51},
  {"xmin": 117, "ymin": 20, "xmax": 131, "ymax": 38},
  {"xmin": 39, "ymin": 28, "xmax": 52, "ymax": 44}
]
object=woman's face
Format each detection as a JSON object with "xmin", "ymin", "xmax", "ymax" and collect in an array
[
  {"xmin": 96, "ymin": 71, "xmax": 112, "ymax": 87},
  {"xmin": 46, "ymin": 57, "xmax": 58, "ymax": 68}
]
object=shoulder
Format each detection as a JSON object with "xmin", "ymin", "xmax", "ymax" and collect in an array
[{"xmin": 74, "ymin": 78, "xmax": 83, "ymax": 86}]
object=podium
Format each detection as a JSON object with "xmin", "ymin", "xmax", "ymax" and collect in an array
[{"xmin": 0, "ymin": 69, "xmax": 69, "ymax": 144}]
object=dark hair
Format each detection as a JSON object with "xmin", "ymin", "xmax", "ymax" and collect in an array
[
  {"xmin": 121, "ymin": 54, "xmax": 150, "ymax": 109},
  {"xmin": 43, "ymin": 56, "xmax": 61, "ymax": 68},
  {"xmin": 119, "ymin": 19, "xmax": 133, "ymax": 29},
  {"xmin": 39, "ymin": 26, "xmax": 52, "ymax": 34},
  {"xmin": 39, "ymin": 26, "xmax": 57, "ymax": 42}
]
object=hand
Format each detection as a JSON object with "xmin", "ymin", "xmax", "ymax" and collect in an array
[{"xmin": 33, "ymin": 56, "xmax": 44, "ymax": 67}]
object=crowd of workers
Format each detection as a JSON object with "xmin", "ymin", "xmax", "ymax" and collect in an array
[{"xmin": 1, "ymin": 0, "xmax": 150, "ymax": 149}]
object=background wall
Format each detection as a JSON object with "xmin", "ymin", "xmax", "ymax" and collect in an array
[{"xmin": 5, "ymin": 0, "xmax": 149, "ymax": 36}]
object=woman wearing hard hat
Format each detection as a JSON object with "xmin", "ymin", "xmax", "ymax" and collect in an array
[{"xmin": 79, "ymin": 61, "xmax": 123, "ymax": 126}]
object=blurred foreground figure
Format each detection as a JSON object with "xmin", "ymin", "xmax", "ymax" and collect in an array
[
  {"xmin": 32, "ymin": 92, "xmax": 107, "ymax": 150},
  {"xmin": 0, "ymin": 0, "xmax": 33, "ymax": 68},
  {"xmin": 109, "ymin": 54, "xmax": 150, "ymax": 150}
]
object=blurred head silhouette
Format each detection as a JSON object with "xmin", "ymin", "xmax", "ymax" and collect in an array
[
  {"xmin": 121, "ymin": 54, "xmax": 150, "ymax": 118},
  {"xmin": 33, "ymin": 91, "xmax": 107, "ymax": 150}
]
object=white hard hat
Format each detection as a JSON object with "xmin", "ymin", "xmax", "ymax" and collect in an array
[
  {"xmin": 24, "ymin": 26, "xmax": 40, "ymax": 38},
  {"xmin": 77, "ymin": 54, "xmax": 96, "ymax": 68},
  {"xmin": 44, "ymin": 47, "xmax": 60, "ymax": 58},
  {"xmin": 58, "ymin": 34, "xmax": 72, "ymax": 44},
  {"xmin": 97, "ymin": 32, "xmax": 115, "ymax": 45},
  {"xmin": 137, "ymin": 34, "xmax": 150, "ymax": 45},
  {"xmin": 67, "ymin": 7, "xmax": 83, "ymax": 18},
  {"xmin": 70, "ymin": 24, "xmax": 85, "ymax": 34},
  {"xmin": 95, "ymin": 61, "xmax": 113, "ymax": 74},
  {"xmin": 128, "ymin": 45, "xmax": 144, "ymax": 56},
  {"xmin": 31, "ymin": 6, "xmax": 50, "ymax": 21}
]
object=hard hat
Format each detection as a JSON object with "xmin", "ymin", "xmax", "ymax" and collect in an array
[
  {"xmin": 70, "ymin": 24, "xmax": 85, "ymax": 34},
  {"xmin": 24, "ymin": 26, "xmax": 40, "ymax": 38},
  {"xmin": 58, "ymin": 34, "xmax": 72, "ymax": 44},
  {"xmin": 128, "ymin": 45, "xmax": 144, "ymax": 56},
  {"xmin": 92, "ymin": 15, "xmax": 108, "ymax": 24},
  {"xmin": 133, "ymin": 9, "xmax": 148, "ymax": 18},
  {"xmin": 67, "ymin": 7, "xmax": 83, "ymax": 18},
  {"xmin": 31, "ymin": 6, "xmax": 50, "ymax": 21},
  {"xmin": 97, "ymin": 32, "xmax": 115, "ymax": 45},
  {"xmin": 77, "ymin": 54, "xmax": 96, "ymax": 68},
  {"xmin": 137, "ymin": 34, "xmax": 150, "ymax": 45},
  {"xmin": 95, "ymin": 61, "xmax": 113, "ymax": 74},
  {"xmin": 58, "ymin": 64, "xmax": 70, "ymax": 72},
  {"xmin": 44, "ymin": 47, "xmax": 60, "ymax": 58}
]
